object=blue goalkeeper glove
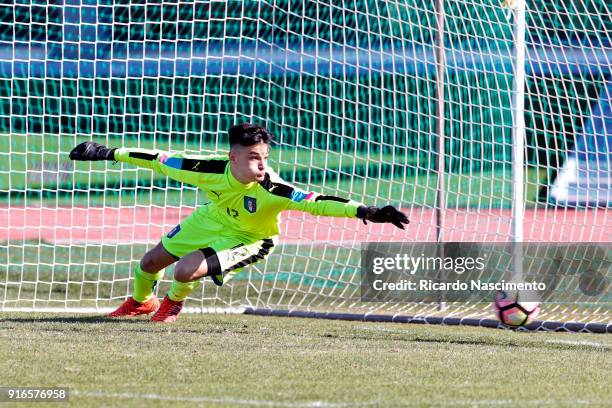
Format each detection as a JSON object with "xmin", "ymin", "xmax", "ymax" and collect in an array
[
  {"xmin": 69, "ymin": 141, "xmax": 116, "ymax": 161},
  {"xmin": 357, "ymin": 205, "xmax": 409, "ymax": 230}
]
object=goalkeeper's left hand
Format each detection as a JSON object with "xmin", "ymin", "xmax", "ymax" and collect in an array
[{"xmin": 357, "ymin": 205, "xmax": 409, "ymax": 230}]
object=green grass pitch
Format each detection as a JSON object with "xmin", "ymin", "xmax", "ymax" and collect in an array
[{"xmin": 0, "ymin": 313, "xmax": 610, "ymax": 407}]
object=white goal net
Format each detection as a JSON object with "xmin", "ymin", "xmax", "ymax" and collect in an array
[{"xmin": 0, "ymin": 1, "xmax": 609, "ymax": 331}]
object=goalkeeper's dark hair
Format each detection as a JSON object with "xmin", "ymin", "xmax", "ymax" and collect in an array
[{"xmin": 229, "ymin": 123, "xmax": 274, "ymax": 147}]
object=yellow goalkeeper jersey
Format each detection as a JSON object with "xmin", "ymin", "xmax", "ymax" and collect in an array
[{"xmin": 113, "ymin": 147, "xmax": 362, "ymax": 239}]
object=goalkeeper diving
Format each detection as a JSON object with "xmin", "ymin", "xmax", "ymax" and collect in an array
[{"xmin": 69, "ymin": 123, "xmax": 409, "ymax": 322}]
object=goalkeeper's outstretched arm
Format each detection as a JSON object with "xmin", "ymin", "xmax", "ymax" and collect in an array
[
  {"xmin": 69, "ymin": 141, "xmax": 220, "ymax": 186},
  {"xmin": 287, "ymin": 195, "xmax": 408, "ymax": 230},
  {"xmin": 262, "ymin": 172, "xmax": 409, "ymax": 230}
]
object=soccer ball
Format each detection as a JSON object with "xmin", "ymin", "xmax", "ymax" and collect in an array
[{"xmin": 493, "ymin": 290, "xmax": 540, "ymax": 327}]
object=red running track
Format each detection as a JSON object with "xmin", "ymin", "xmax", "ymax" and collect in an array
[{"xmin": 1, "ymin": 206, "xmax": 609, "ymax": 244}]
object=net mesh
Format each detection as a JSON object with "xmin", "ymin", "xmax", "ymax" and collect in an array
[{"xmin": 0, "ymin": 1, "xmax": 609, "ymax": 329}]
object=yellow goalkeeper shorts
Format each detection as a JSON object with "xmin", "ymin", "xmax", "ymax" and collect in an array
[{"xmin": 161, "ymin": 205, "xmax": 277, "ymax": 285}]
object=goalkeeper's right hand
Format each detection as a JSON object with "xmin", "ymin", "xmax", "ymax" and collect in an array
[{"xmin": 69, "ymin": 141, "xmax": 116, "ymax": 161}]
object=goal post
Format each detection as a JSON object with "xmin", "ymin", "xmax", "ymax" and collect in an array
[
  {"xmin": 510, "ymin": 0, "xmax": 526, "ymax": 285},
  {"xmin": 0, "ymin": 1, "xmax": 609, "ymax": 332}
]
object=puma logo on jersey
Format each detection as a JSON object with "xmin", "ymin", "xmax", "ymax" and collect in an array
[{"xmin": 211, "ymin": 190, "xmax": 222, "ymax": 199}]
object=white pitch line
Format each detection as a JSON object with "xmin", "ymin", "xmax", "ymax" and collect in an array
[
  {"xmin": 71, "ymin": 391, "xmax": 380, "ymax": 407},
  {"xmin": 361, "ymin": 327, "xmax": 611, "ymax": 349},
  {"xmin": 357, "ymin": 325, "xmax": 413, "ymax": 334},
  {"xmin": 545, "ymin": 339, "xmax": 609, "ymax": 348},
  {"xmin": 447, "ymin": 399, "xmax": 603, "ymax": 406},
  {"xmin": 71, "ymin": 391, "xmax": 605, "ymax": 407}
]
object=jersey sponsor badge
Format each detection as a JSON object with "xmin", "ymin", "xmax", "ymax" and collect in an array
[
  {"xmin": 244, "ymin": 196, "xmax": 257, "ymax": 213},
  {"xmin": 166, "ymin": 225, "xmax": 181, "ymax": 238}
]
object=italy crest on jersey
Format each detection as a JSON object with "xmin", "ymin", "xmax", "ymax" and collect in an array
[{"xmin": 244, "ymin": 196, "xmax": 257, "ymax": 213}]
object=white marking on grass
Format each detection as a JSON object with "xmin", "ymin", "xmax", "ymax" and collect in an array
[
  {"xmin": 357, "ymin": 325, "xmax": 412, "ymax": 334},
  {"xmin": 72, "ymin": 392, "xmax": 610, "ymax": 407},
  {"xmin": 361, "ymin": 327, "xmax": 611, "ymax": 350},
  {"xmin": 71, "ymin": 391, "xmax": 379, "ymax": 407},
  {"xmin": 545, "ymin": 339, "xmax": 609, "ymax": 348},
  {"xmin": 448, "ymin": 399, "xmax": 604, "ymax": 406}
]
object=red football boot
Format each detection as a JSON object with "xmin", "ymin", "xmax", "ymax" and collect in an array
[
  {"xmin": 150, "ymin": 296, "xmax": 184, "ymax": 323},
  {"xmin": 107, "ymin": 296, "xmax": 160, "ymax": 318}
]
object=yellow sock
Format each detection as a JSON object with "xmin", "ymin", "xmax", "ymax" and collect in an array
[
  {"xmin": 133, "ymin": 265, "xmax": 164, "ymax": 303},
  {"xmin": 167, "ymin": 279, "xmax": 201, "ymax": 302}
]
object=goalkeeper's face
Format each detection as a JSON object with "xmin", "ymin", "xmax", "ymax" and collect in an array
[{"xmin": 229, "ymin": 142, "xmax": 270, "ymax": 184}]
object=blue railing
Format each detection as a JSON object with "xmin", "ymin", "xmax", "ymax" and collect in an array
[{"xmin": 0, "ymin": 43, "xmax": 610, "ymax": 78}]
